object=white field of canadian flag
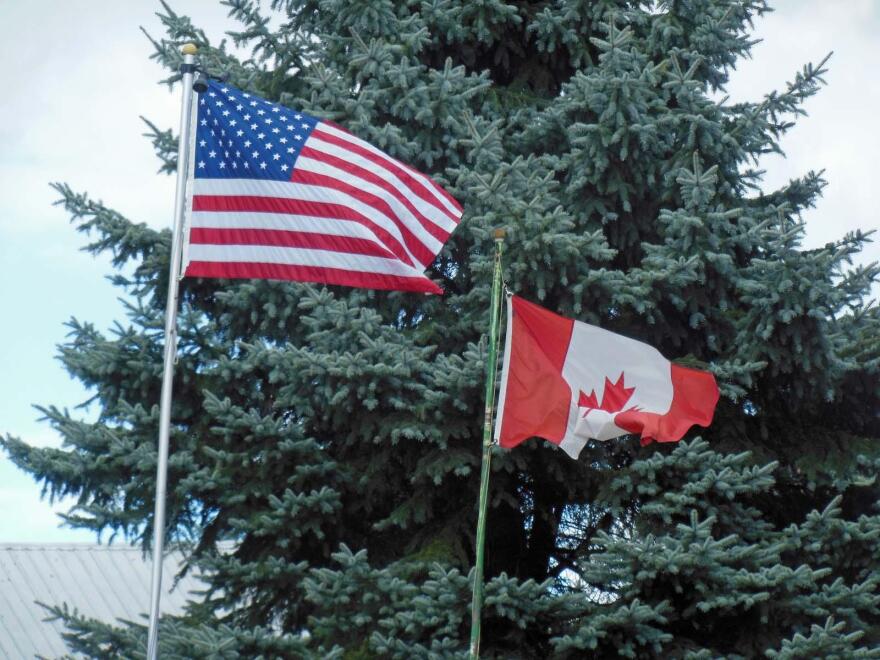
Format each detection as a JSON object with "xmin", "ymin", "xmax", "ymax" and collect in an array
[{"xmin": 494, "ymin": 296, "xmax": 720, "ymax": 459}]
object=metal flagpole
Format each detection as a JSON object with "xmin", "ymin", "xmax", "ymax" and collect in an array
[
  {"xmin": 469, "ymin": 228, "xmax": 506, "ymax": 659},
  {"xmin": 146, "ymin": 42, "xmax": 198, "ymax": 660}
]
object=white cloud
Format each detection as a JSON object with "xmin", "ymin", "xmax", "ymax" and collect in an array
[
  {"xmin": 0, "ymin": 0, "xmax": 232, "ymax": 544},
  {"xmin": 724, "ymin": 0, "xmax": 880, "ymax": 264},
  {"xmin": 0, "ymin": 0, "xmax": 232, "ymax": 235},
  {"xmin": 0, "ymin": 485, "xmax": 95, "ymax": 543}
]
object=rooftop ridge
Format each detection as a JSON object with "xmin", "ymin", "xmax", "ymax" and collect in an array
[
  {"xmin": 0, "ymin": 541, "xmax": 212, "ymax": 657},
  {"xmin": 0, "ymin": 540, "xmax": 237, "ymax": 550}
]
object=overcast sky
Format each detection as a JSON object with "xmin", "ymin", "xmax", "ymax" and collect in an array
[{"xmin": 0, "ymin": 1, "xmax": 877, "ymax": 543}]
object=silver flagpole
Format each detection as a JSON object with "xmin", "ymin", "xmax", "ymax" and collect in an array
[{"xmin": 146, "ymin": 42, "xmax": 198, "ymax": 660}]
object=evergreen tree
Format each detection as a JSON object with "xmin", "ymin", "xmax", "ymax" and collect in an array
[{"xmin": 5, "ymin": 0, "xmax": 879, "ymax": 657}]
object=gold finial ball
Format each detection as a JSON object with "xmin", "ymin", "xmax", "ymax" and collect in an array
[
  {"xmin": 493, "ymin": 228, "xmax": 506, "ymax": 241},
  {"xmin": 181, "ymin": 43, "xmax": 198, "ymax": 55}
]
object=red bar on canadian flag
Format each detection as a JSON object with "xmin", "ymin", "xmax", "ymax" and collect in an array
[{"xmin": 494, "ymin": 296, "xmax": 720, "ymax": 458}]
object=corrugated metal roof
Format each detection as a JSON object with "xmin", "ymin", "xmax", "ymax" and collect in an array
[{"xmin": 0, "ymin": 543, "xmax": 206, "ymax": 659}]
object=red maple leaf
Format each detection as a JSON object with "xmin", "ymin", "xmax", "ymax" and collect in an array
[{"xmin": 578, "ymin": 373, "xmax": 636, "ymax": 414}]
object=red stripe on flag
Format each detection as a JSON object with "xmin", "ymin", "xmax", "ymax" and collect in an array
[
  {"xmin": 316, "ymin": 124, "xmax": 462, "ymax": 215},
  {"xmin": 290, "ymin": 169, "xmax": 436, "ymax": 267},
  {"xmin": 300, "ymin": 146, "xmax": 451, "ymax": 243},
  {"xmin": 188, "ymin": 227, "xmax": 397, "ymax": 259},
  {"xmin": 496, "ymin": 297, "xmax": 575, "ymax": 449},
  {"xmin": 191, "ymin": 194, "xmax": 414, "ymax": 268},
  {"xmin": 310, "ymin": 128, "xmax": 459, "ymax": 222},
  {"xmin": 615, "ymin": 365, "xmax": 720, "ymax": 446},
  {"xmin": 185, "ymin": 260, "xmax": 442, "ymax": 294}
]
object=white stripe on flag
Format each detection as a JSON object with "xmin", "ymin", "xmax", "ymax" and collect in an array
[
  {"xmin": 192, "ymin": 178, "xmax": 424, "ymax": 267},
  {"xmin": 187, "ymin": 243, "xmax": 427, "ymax": 278},
  {"xmin": 494, "ymin": 295, "xmax": 515, "ymax": 442},
  {"xmin": 315, "ymin": 123, "xmax": 462, "ymax": 219},
  {"xmin": 295, "ymin": 155, "xmax": 445, "ymax": 252},
  {"xmin": 189, "ymin": 210, "xmax": 381, "ymax": 241},
  {"xmin": 305, "ymin": 136, "xmax": 459, "ymax": 232}
]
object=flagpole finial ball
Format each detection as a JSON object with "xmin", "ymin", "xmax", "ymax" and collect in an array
[
  {"xmin": 493, "ymin": 228, "xmax": 506, "ymax": 241},
  {"xmin": 181, "ymin": 43, "xmax": 198, "ymax": 55}
]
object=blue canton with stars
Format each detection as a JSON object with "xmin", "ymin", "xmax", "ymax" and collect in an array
[{"xmin": 194, "ymin": 80, "xmax": 319, "ymax": 181}]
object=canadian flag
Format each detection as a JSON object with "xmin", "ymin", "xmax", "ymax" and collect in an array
[{"xmin": 494, "ymin": 296, "xmax": 720, "ymax": 458}]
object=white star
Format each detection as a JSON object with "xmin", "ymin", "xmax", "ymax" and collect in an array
[
  {"xmin": 250, "ymin": 100, "xmax": 257, "ymax": 106},
  {"xmin": 294, "ymin": 114, "xmax": 301, "ymax": 119},
  {"xmin": 236, "ymin": 104, "xmax": 243, "ymax": 111},
  {"xmin": 287, "ymin": 147, "xmax": 294, "ymax": 153},
  {"xmin": 236, "ymin": 130, "xmax": 244, "ymax": 137},
  {"xmin": 244, "ymin": 114, "xmax": 251, "ymax": 121},
  {"xmin": 215, "ymin": 100, "xmax": 224, "ymax": 107},
  {"xmin": 294, "ymin": 134, "xmax": 302, "ymax": 141},
  {"xmin": 280, "ymin": 164, "xmax": 288, "ymax": 171},
  {"xmin": 257, "ymin": 133, "xmax": 266, "ymax": 140},
  {"xmin": 279, "ymin": 115, "xmax": 287, "ymax": 122},
  {"xmin": 232, "ymin": 162, "xmax": 238, "ymax": 169},
  {"xmin": 199, "ymin": 98, "xmax": 205, "ymax": 105},
  {"xmin": 198, "ymin": 160, "xmax": 205, "ymax": 168},
  {"xmin": 221, "ymin": 87, "xmax": 229, "ymax": 93},
  {"xmin": 199, "ymin": 139, "xmax": 207, "ymax": 147},
  {"xmin": 273, "ymin": 153, "xmax": 280, "ymax": 160},
  {"xmin": 257, "ymin": 109, "xmax": 265, "ymax": 115},
  {"xmin": 219, "ymin": 162, "xmax": 225, "ymax": 169},
  {"xmin": 244, "ymin": 162, "xmax": 250, "ymax": 169},
  {"xmin": 252, "ymin": 150, "xmax": 259, "ymax": 158},
  {"xmin": 271, "ymin": 106, "xmax": 280, "ymax": 113},
  {"xmin": 279, "ymin": 137, "xmax": 287, "ymax": 144},
  {"xmin": 301, "ymin": 122, "xmax": 309, "ymax": 128},
  {"xmin": 229, "ymin": 120, "xmax": 237, "ymax": 127},
  {"xmin": 264, "ymin": 118, "xmax": 273, "ymax": 125},
  {"xmin": 265, "ymin": 143, "xmax": 273, "ymax": 150},
  {"xmin": 224, "ymin": 151, "xmax": 230, "ymax": 157},
  {"xmin": 200, "ymin": 119, "xmax": 207, "ymax": 126},
  {"xmin": 287, "ymin": 124, "xmax": 295, "ymax": 131},
  {"xmin": 208, "ymin": 150, "xmax": 217, "ymax": 158},
  {"xmin": 260, "ymin": 162, "xmax": 267, "ymax": 169},
  {"xmin": 208, "ymin": 91, "xmax": 216, "ymax": 98},
  {"xmin": 251, "ymin": 123, "xmax": 258, "ymax": 130},
  {"xmin": 244, "ymin": 140, "xmax": 252, "ymax": 147},
  {"xmin": 243, "ymin": 93, "xmax": 250, "ymax": 98},
  {"xmin": 272, "ymin": 128, "xmax": 280, "ymax": 134},
  {"xmin": 222, "ymin": 110, "xmax": 230, "ymax": 116},
  {"xmin": 235, "ymin": 150, "xmax": 241, "ymax": 157}
]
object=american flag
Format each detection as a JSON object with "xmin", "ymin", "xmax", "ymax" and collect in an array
[{"xmin": 183, "ymin": 80, "xmax": 462, "ymax": 294}]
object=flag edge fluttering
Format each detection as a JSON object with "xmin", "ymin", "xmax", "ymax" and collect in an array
[{"xmin": 495, "ymin": 295, "xmax": 720, "ymax": 457}]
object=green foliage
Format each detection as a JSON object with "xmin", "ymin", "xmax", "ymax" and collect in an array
[
  {"xmin": 3, "ymin": 0, "xmax": 878, "ymax": 657},
  {"xmin": 558, "ymin": 440, "xmax": 880, "ymax": 657},
  {"xmin": 41, "ymin": 601, "xmax": 309, "ymax": 659}
]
